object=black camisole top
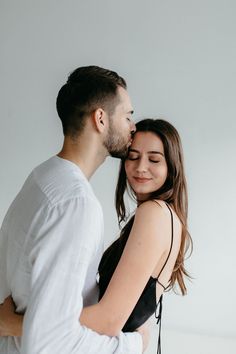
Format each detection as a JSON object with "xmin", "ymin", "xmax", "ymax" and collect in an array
[{"xmin": 98, "ymin": 202, "xmax": 174, "ymax": 354}]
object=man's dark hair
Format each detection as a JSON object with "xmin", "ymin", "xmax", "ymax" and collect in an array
[{"xmin": 56, "ymin": 66, "xmax": 127, "ymax": 137}]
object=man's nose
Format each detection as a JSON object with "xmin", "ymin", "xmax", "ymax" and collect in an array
[{"xmin": 130, "ymin": 120, "xmax": 136, "ymax": 135}]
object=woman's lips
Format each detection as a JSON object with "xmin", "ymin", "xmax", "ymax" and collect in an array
[{"xmin": 133, "ymin": 177, "xmax": 152, "ymax": 183}]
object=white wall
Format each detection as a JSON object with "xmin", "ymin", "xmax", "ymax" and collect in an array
[{"xmin": 1, "ymin": 0, "xmax": 236, "ymax": 352}]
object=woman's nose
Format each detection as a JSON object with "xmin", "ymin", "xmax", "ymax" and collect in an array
[{"xmin": 136, "ymin": 158, "xmax": 148, "ymax": 173}]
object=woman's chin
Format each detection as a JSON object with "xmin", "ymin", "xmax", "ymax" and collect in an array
[{"xmin": 136, "ymin": 192, "xmax": 151, "ymax": 202}]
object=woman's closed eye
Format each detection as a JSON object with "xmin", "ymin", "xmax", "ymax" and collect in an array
[
  {"xmin": 127, "ymin": 154, "xmax": 160, "ymax": 163},
  {"xmin": 149, "ymin": 159, "xmax": 160, "ymax": 163},
  {"xmin": 127, "ymin": 153, "xmax": 139, "ymax": 160}
]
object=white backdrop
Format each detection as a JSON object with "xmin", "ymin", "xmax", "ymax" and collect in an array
[{"xmin": 1, "ymin": 0, "xmax": 236, "ymax": 352}]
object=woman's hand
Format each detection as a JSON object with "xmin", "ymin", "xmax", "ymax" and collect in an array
[{"xmin": 0, "ymin": 296, "xmax": 23, "ymax": 337}]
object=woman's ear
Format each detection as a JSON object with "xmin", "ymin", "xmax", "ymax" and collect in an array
[{"xmin": 92, "ymin": 108, "xmax": 108, "ymax": 133}]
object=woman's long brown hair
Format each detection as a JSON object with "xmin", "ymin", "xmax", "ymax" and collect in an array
[{"xmin": 115, "ymin": 119, "xmax": 192, "ymax": 295}]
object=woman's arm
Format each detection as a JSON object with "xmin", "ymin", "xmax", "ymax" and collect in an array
[
  {"xmin": 80, "ymin": 201, "xmax": 171, "ymax": 336},
  {"xmin": 0, "ymin": 202, "xmax": 171, "ymax": 338},
  {"xmin": 0, "ymin": 296, "xmax": 23, "ymax": 337},
  {"xmin": 0, "ymin": 297, "xmax": 149, "ymax": 351}
]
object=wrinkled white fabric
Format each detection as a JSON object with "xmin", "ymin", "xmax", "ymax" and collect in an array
[{"xmin": 0, "ymin": 156, "xmax": 142, "ymax": 354}]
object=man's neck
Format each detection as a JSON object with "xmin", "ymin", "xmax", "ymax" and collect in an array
[{"xmin": 57, "ymin": 134, "xmax": 108, "ymax": 180}]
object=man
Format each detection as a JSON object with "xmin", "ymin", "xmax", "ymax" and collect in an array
[{"xmin": 0, "ymin": 66, "xmax": 148, "ymax": 353}]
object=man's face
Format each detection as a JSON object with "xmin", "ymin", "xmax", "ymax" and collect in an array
[{"xmin": 104, "ymin": 86, "xmax": 136, "ymax": 158}]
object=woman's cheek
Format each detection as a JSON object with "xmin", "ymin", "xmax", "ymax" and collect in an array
[{"xmin": 124, "ymin": 161, "xmax": 131, "ymax": 178}]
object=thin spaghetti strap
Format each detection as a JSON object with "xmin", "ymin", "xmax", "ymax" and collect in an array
[
  {"xmin": 152, "ymin": 200, "xmax": 174, "ymax": 354},
  {"xmin": 152, "ymin": 201, "xmax": 174, "ymax": 285}
]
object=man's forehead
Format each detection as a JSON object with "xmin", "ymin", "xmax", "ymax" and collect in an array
[
  {"xmin": 117, "ymin": 86, "xmax": 134, "ymax": 112},
  {"xmin": 119, "ymin": 104, "xmax": 134, "ymax": 114}
]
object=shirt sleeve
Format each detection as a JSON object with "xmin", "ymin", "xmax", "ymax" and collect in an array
[{"xmin": 21, "ymin": 196, "xmax": 143, "ymax": 354}]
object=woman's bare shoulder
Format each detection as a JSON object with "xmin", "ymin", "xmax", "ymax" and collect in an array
[
  {"xmin": 135, "ymin": 199, "xmax": 182, "ymax": 238},
  {"xmin": 136, "ymin": 199, "xmax": 172, "ymax": 218}
]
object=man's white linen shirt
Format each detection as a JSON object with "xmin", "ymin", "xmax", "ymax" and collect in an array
[{"xmin": 0, "ymin": 156, "xmax": 142, "ymax": 354}]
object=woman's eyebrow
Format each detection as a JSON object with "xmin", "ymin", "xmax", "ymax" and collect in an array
[
  {"xmin": 129, "ymin": 149, "xmax": 139, "ymax": 152},
  {"xmin": 129, "ymin": 149, "xmax": 164, "ymax": 157},
  {"xmin": 148, "ymin": 151, "xmax": 164, "ymax": 156}
]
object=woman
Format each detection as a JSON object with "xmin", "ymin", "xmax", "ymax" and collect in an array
[{"xmin": 0, "ymin": 119, "xmax": 192, "ymax": 352}]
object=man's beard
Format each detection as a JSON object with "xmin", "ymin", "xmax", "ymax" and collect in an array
[{"xmin": 103, "ymin": 122, "xmax": 130, "ymax": 159}]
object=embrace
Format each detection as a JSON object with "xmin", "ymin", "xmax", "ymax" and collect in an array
[{"xmin": 0, "ymin": 66, "xmax": 192, "ymax": 354}]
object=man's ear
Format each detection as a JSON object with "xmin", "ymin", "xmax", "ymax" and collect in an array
[{"xmin": 92, "ymin": 108, "xmax": 107, "ymax": 133}]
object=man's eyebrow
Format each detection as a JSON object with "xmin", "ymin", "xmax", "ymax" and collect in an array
[{"xmin": 129, "ymin": 149, "xmax": 164, "ymax": 156}]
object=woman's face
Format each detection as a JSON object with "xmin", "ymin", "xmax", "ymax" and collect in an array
[{"xmin": 125, "ymin": 131, "xmax": 168, "ymax": 202}]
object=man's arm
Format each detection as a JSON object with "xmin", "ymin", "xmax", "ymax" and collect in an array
[{"xmin": 21, "ymin": 197, "xmax": 143, "ymax": 354}]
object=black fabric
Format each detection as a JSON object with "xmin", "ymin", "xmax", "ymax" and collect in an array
[{"xmin": 98, "ymin": 202, "xmax": 174, "ymax": 352}]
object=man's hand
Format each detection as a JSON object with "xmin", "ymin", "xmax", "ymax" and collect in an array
[
  {"xmin": 136, "ymin": 320, "xmax": 150, "ymax": 353},
  {"xmin": 0, "ymin": 296, "xmax": 22, "ymax": 337}
]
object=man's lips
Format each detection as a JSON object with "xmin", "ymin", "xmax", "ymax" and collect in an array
[{"xmin": 133, "ymin": 177, "xmax": 152, "ymax": 183}]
